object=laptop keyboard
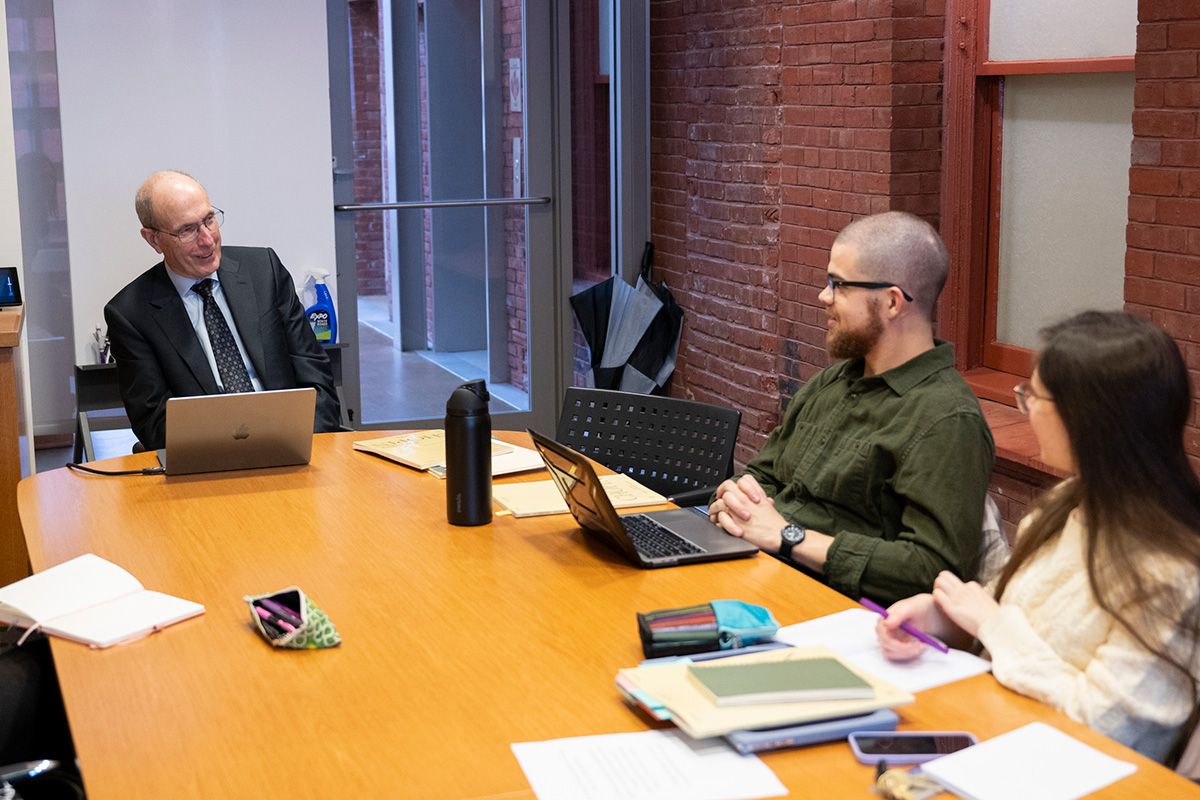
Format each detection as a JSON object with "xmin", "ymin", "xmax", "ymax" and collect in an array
[{"xmin": 622, "ymin": 514, "xmax": 705, "ymax": 558}]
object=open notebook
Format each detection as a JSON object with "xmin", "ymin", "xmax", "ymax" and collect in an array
[{"xmin": 0, "ymin": 554, "xmax": 204, "ymax": 648}]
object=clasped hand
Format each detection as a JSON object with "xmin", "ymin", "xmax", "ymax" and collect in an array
[{"xmin": 709, "ymin": 475, "xmax": 786, "ymax": 553}]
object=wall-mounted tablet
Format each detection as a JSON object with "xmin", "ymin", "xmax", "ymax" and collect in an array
[{"xmin": 0, "ymin": 267, "xmax": 20, "ymax": 307}]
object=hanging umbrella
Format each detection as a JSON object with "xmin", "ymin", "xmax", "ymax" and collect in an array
[{"xmin": 570, "ymin": 243, "xmax": 683, "ymax": 394}]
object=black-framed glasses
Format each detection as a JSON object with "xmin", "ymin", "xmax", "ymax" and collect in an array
[
  {"xmin": 827, "ymin": 276, "xmax": 913, "ymax": 303},
  {"xmin": 1014, "ymin": 382, "xmax": 1053, "ymax": 415},
  {"xmin": 149, "ymin": 208, "xmax": 223, "ymax": 244}
]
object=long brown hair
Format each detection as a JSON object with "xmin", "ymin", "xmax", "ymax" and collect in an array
[{"xmin": 993, "ymin": 310, "xmax": 1200, "ymax": 766}]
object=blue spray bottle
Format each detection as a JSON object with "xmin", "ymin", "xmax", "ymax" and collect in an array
[{"xmin": 304, "ymin": 271, "xmax": 337, "ymax": 344}]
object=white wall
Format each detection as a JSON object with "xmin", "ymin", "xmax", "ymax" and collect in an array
[{"xmin": 54, "ymin": 0, "xmax": 337, "ymax": 367}]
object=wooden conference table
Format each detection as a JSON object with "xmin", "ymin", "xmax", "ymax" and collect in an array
[{"xmin": 17, "ymin": 431, "xmax": 1200, "ymax": 799}]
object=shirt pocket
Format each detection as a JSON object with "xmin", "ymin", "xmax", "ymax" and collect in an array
[{"xmin": 790, "ymin": 423, "xmax": 875, "ymax": 512}]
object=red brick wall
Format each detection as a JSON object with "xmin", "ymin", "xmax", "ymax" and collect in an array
[
  {"xmin": 349, "ymin": 0, "xmax": 388, "ymax": 299},
  {"xmin": 503, "ymin": 0, "xmax": 529, "ymax": 392},
  {"xmin": 571, "ymin": 3, "xmax": 612, "ymax": 287},
  {"xmin": 650, "ymin": 1, "xmax": 1200, "ymax": 536},
  {"xmin": 1126, "ymin": 0, "xmax": 1200, "ymax": 474},
  {"xmin": 650, "ymin": 0, "xmax": 947, "ymax": 467}
]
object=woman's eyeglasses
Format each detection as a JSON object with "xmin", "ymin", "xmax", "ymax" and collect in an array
[{"xmin": 1014, "ymin": 382, "xmax": 1054, "ymax": 415}]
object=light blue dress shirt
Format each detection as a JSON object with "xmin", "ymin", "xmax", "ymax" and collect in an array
[{"xmin": 165, "ymin": 267, "xmax": 264, "ymax": 392}]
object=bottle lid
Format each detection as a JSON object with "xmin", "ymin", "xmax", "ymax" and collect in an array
[{"xmin": 446, "ymin": 379, "xmax": 490, "ymax": 417}]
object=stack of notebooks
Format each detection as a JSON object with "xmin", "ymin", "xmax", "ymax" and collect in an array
[{"xmin": 616, "ymin": 644, "xmax": 913, "ymax": 742}]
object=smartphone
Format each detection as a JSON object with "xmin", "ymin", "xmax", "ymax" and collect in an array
[{"xmin": 848, "ymin": 731, "xmax": 977, "ymax": 765}]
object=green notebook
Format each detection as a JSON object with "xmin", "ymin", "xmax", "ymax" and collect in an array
[{"xmin": 688, "ymin": 656, "xmax": 875, "ymax": 707}]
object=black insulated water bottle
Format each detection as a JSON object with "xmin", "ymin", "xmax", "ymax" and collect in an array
[{"xmin": 445, "ymin": 379, "xmax": 492, "ymax": 526}]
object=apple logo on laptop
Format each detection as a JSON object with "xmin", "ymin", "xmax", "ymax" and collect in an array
[{"xmin": 232, "ymin": 424, "xmax": 251, "ymax": 440}]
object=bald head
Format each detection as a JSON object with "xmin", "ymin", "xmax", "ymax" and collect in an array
[
  {"xmin": 833, "ymin": 211, "xmax": 948, "ymax": 317},
  {"xmin": 136, "ymin": 170, "xmax": 222, "ymax": 280},
  {"xmin": 135, "ymin": 170, "xmax": 200, "ymax": 229}
]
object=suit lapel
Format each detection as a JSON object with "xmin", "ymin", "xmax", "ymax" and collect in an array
[
  {"xmin": 217, "ymin": 254, "xmax": 268, "ymax": 380},
  {"xmin": 147, "ymin": 264, "xmax": 220, "ymax": 394}
]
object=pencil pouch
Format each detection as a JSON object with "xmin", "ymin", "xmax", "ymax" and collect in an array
[
  {"xmin": 243, "ymin": 586, "xmax": 341, "ymax": 649},
  {"xmin": 637, "ymin": 600, "xmax": 779, "ymax": 658}
]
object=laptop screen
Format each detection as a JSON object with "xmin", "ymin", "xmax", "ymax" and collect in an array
[{"xmin": 528, "ymin": 429, "xmax": 642, "ymax": 560}]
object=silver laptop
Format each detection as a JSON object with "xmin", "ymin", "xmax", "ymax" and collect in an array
[
  {"xmin": 157, "ymin": 388, "xmax": 316, "ymax": 475},
  {"xmin": 528, "ymin": 428, "xmax": 758, "ymax": 568}
]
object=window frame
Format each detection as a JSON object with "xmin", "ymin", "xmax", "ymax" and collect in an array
[{"xmin": 940, "ymin": 0, "xmax": 1135, "ymax": 406}]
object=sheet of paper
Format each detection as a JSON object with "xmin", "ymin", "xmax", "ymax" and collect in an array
[
  {"xmin": 920, "ymin": 722, "xmax": 1136, "ymax": 800},
  {"xmin": 425, "ymin": 443, "xmax": 546, "ymax": 479},
  {"xmin": 774, "ymin": 608, "xmax": 991, "ymax": 693},
  {"xmin": 493, "ymin": 474, "xmax": 664, "ymax": 517},
  {"xmin": 511, "ymin": 729, "xmax": 786, "ymax": 800}
]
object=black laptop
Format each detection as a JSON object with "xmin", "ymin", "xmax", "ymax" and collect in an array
[{"xmin": 527, "ymin": 429, "xmax": 758, "ymax": 568}]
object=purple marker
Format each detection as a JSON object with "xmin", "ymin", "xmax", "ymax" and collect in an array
[
  {"xmin": 259, "ymin": 598, "xmax": 302, "ymax": 627},
  {"xmin": 255, "ymin": 605, "xmax": 296, "ymax": 633},
  {"xmin": 860, "ymin": 597, "xmax": 950, "ymax": 653}
]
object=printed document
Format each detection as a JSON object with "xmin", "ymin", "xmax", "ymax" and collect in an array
[{"xmin": 511, "ymin": 729, "xmax": 786, "ymax": 800}]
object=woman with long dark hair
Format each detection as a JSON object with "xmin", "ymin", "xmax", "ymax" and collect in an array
[{"xmin": 878, "ymin": 310, "xmax": 1200, "ymax": 766}]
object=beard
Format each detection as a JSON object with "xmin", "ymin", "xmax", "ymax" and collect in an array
[{"xmin": 826, "ymin": 298, "xmax": 884, "ymax": 360}]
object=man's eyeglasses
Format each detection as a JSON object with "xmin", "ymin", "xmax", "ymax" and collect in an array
[
  {"xmin": 827, "ymin": 276, "xmax": 913, "ymax": 303},
  {"xmin": 149, "ymin": 208, "xmax": 224, "ymax": 244},
  {"xmin": 1014, "ymin": 382, "xmax": 1053, "ymax": 415}
]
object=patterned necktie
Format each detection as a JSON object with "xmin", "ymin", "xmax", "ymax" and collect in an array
[{"xmin": 191, "ymin": 279, "xmax": 254, "ymax": 393}]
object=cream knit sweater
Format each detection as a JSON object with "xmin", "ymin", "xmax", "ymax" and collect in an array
[{"xmin": 978, "ymin": 509, "xmax": 1198, "ymax": 762}]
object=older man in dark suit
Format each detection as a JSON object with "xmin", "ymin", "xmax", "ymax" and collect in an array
[{"xmin": 104, "ymin": 171, "xmax": 341, "ymax": 450}]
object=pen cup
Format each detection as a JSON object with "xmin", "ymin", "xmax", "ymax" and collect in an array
[{"xmin": 243, "ymin": 586, "xmax": 341, "ymax": 649}]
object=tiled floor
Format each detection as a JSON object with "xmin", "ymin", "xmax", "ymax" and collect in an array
[{"xmin": 355, "ymin": 296, "xmax": 525, "ymax": 424}]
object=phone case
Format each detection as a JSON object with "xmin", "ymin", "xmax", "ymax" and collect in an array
[{"xmin": 848, "ymin": 731, "xmax": 978, "ymax": 765}]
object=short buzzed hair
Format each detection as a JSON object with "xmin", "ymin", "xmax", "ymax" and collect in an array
[
  {"xmin": 834, "ymin": 211, "xmax": 949, "ymax": 317},
  {"xmin": 135, "ymin": 170, "xmax": 197, "ymax": 229}
]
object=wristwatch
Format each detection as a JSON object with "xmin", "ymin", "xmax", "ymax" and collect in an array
[{"xmin": 778, "ymin": 524, "xmax": 806, "ymax": 561}]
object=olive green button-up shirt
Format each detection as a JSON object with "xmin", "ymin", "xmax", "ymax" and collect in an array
[{"xmin": 739, "ymin": 341, "xmax": 994, "ymax": 607}]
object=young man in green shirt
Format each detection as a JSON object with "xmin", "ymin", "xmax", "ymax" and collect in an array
[{"xmin": 709, "ymin": 211, "xmax": 994, "ymax": 607}]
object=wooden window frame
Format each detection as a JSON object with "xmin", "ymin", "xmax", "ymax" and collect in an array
[{"xmin": 940, "ymin": 0, "xmax": 1134, "ymax": 406}]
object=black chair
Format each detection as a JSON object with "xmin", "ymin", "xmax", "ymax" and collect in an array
[
  {"xmin": 555, "ymin": 387, "xmax": 741, "ymax": 506},
  {"xmin": 73, "ymin": 364, "xmax": 129, "ymax": 463}
]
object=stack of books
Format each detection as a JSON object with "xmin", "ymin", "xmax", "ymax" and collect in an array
[{"xmin": 616, "ymin": 644, "xmax": 913, "ymax": 740}]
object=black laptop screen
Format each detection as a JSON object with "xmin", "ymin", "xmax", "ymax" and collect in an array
[{"xmin": 528, "ymin": 429, "xmax": 642, "ymax": 560}]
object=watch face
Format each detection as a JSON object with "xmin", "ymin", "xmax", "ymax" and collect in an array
[{"xmin": 782, "ymin": 525, "xmax": 804, "ymax": 544}]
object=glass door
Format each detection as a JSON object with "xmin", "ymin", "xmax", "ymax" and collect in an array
[{"xmin": 328, "ymin": 0, "xmax": 556, "ymax": 431}]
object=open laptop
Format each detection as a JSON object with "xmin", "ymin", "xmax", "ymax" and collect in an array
[
  {"xmin": 528, "ymin": 428, "xmax": 758, "ymax": 568},
  {"xmin": 157, "ymin": 388, "xmax": 316, "ymax": 475}
]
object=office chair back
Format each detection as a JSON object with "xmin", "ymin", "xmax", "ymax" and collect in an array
[
  {"xmin": 73, "ymin": 364, "xmax": 128, "ymax": 462},
  {"xmin": 555, "ymin": 387, "xmax": 741, "ymax": 504}
]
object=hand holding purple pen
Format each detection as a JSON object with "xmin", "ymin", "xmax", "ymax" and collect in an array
[{"xmin": 860, "ymin": 597, "xmax": 950, "ymax": 653}]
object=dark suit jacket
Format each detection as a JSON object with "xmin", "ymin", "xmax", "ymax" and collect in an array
[{"xmin": 104, "ymin": 246, "xmax": 342, "ymax": 450}]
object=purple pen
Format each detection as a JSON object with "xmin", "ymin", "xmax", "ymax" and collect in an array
[{"xmin": 860, "ymin": 597, "xmax": 950, "ymax": 653}]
